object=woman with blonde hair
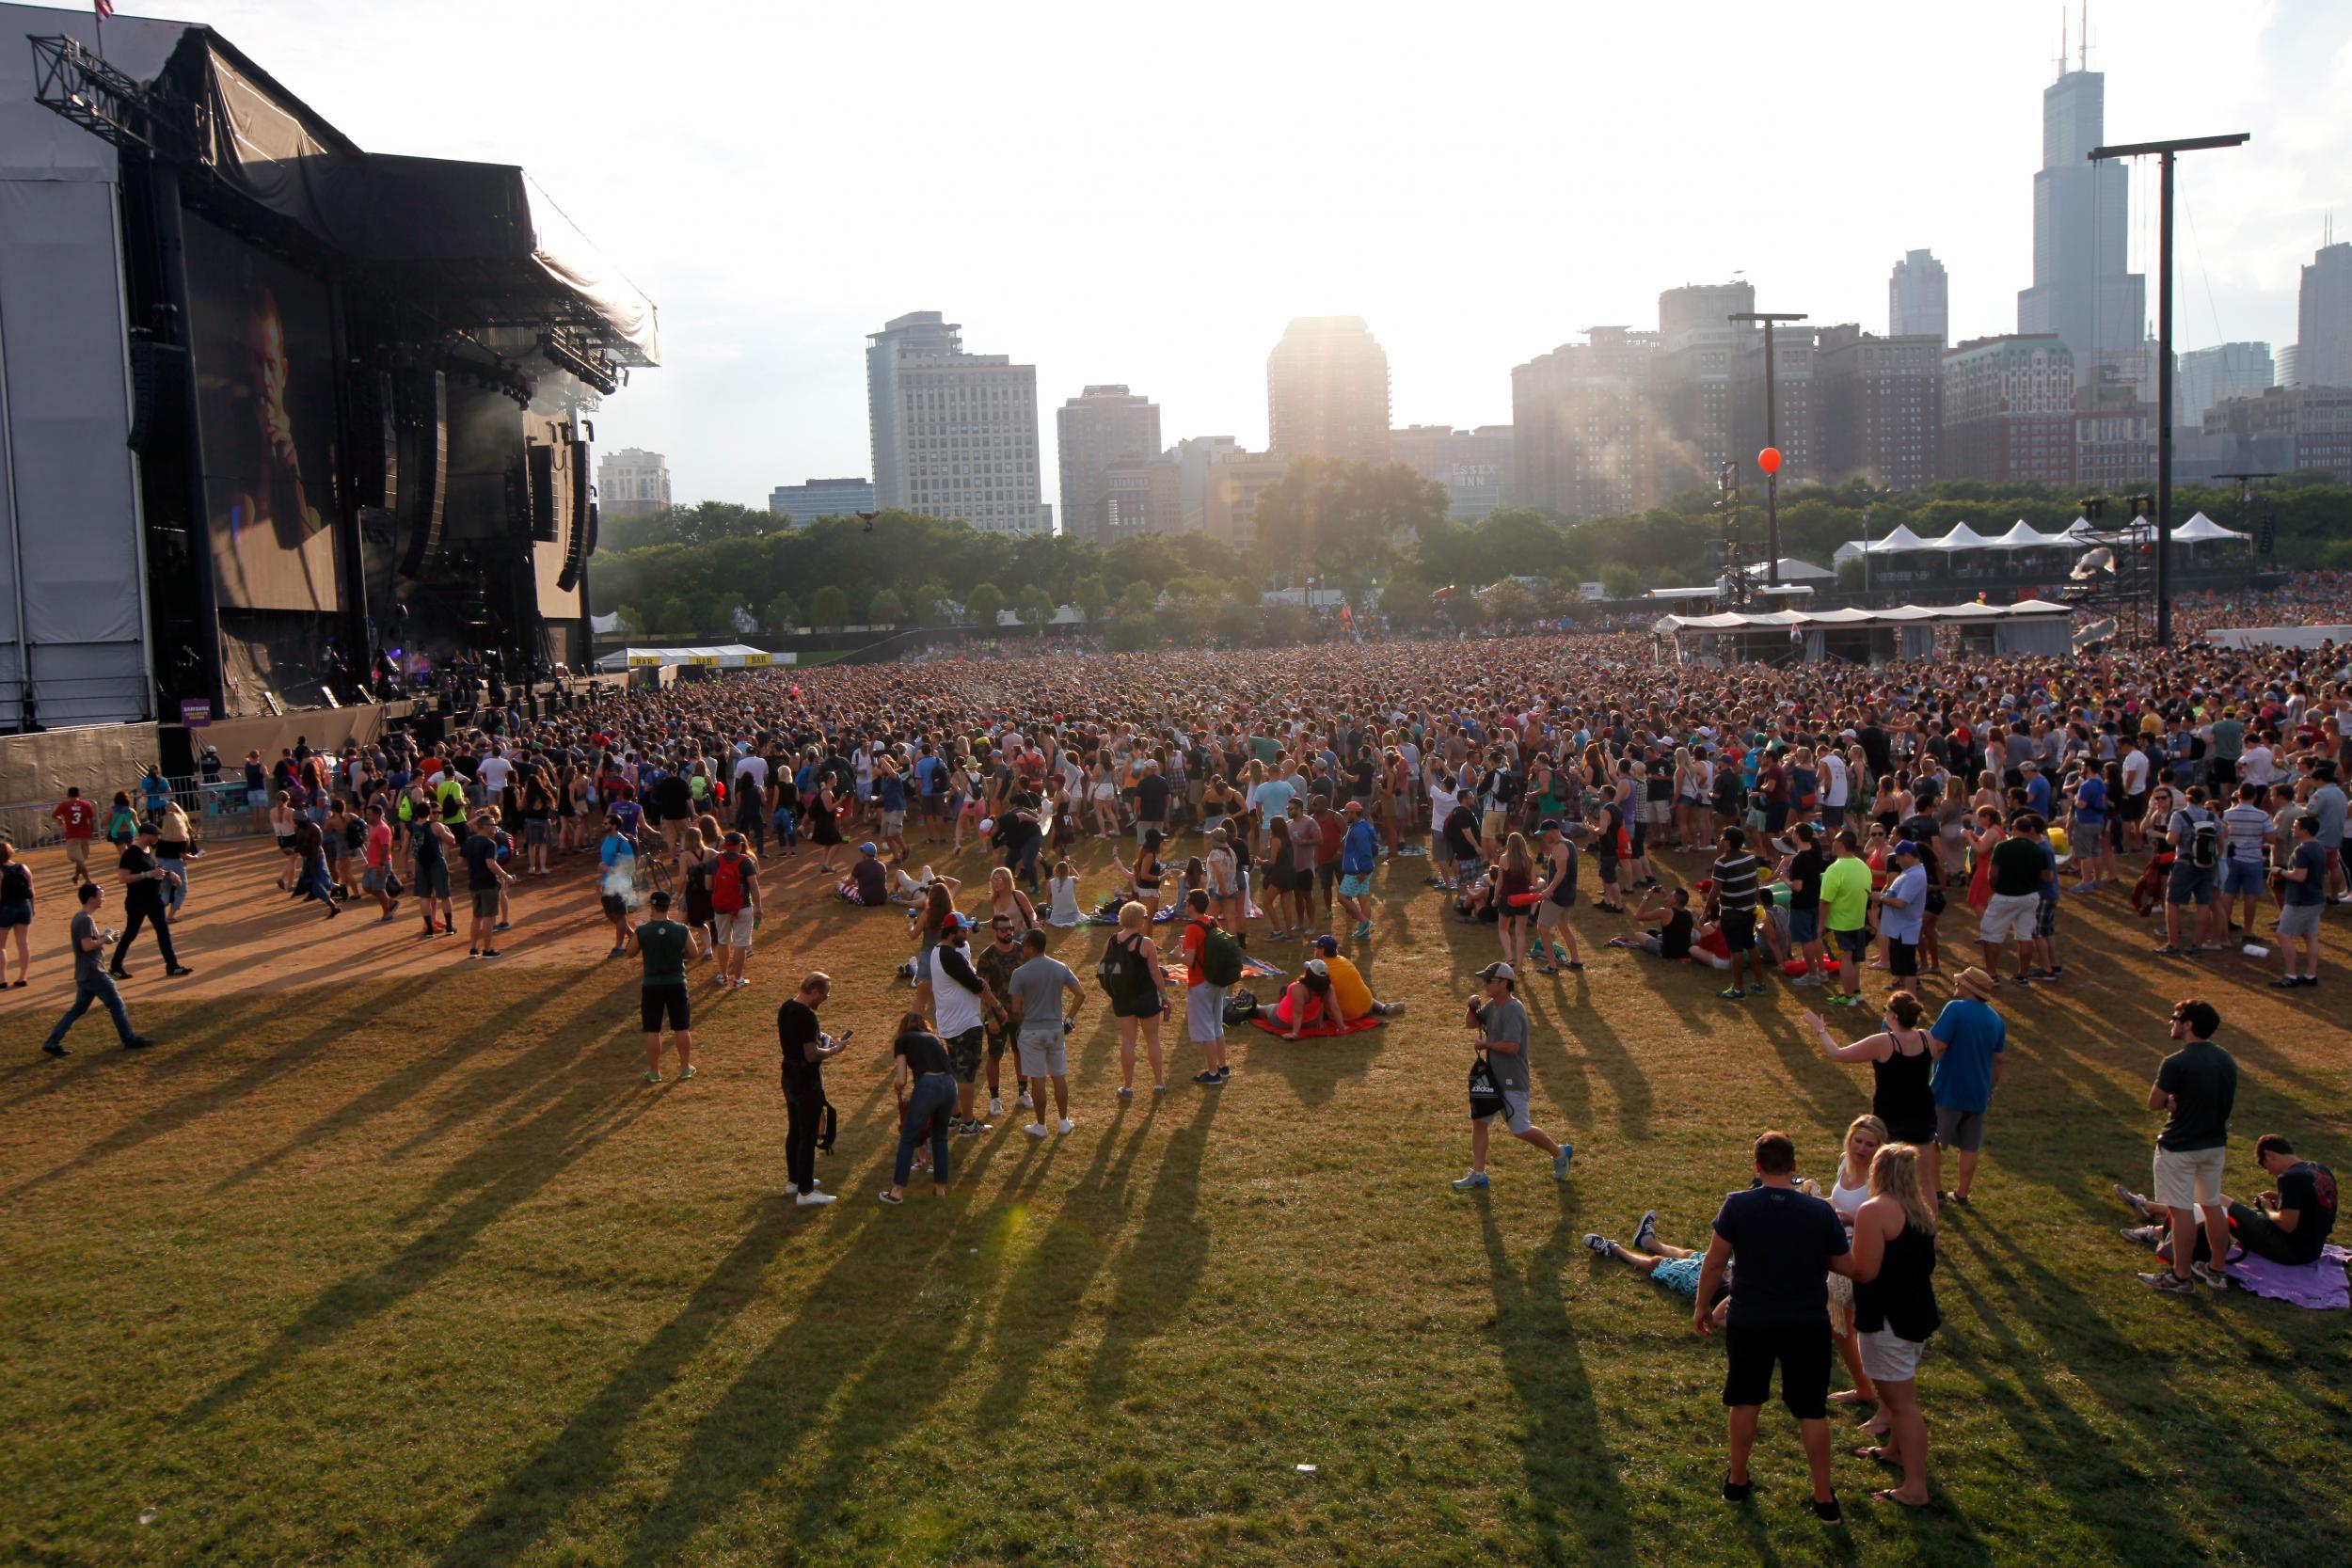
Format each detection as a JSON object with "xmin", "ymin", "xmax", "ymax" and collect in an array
[
  {"xmin": 1823, "ymin": 1114, "xmax": 1888, "ymax": 1413},
  {"xmin": 1101, "ymin": 900, "xmax": 1166, "ymax": 1098},
  {"xmin": 1847, "ymin": 1141, "xmax": 1941, "ymax": 1509},
  {"xmin": 1204, "ymin": 825, "xmax": 1247, "ymax": 941}
]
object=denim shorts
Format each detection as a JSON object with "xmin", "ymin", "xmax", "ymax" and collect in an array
[
  {"xmin": 1787, "ymin": 907, "xmax": 1820, "ymax": 944},
  {"xmin": 2219, "ymin": 860, "xmax": 2265, "ymax": 897}
]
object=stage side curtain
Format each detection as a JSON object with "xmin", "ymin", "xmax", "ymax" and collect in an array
[
  {"xmin": 1900, "ymin": 626, "xmax": 1936, "ymax": 660},
  {"xmin": 1803, "ymin": 630, "xmax": 1825, "ymax": 662},
  {"xmin": 0, "ymin": 178, "xmax": 150, "ymax": 725}
]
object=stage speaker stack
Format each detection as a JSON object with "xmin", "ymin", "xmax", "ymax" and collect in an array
[
  {"xmin": 125, "ymin": 340, "xmax": 185, "ymax": 453},
  {"xmin": 556, "ymin": 433, "xmax": 590, "ymax": 591},
  {"xmin": 401, "ymin": 371, "xmax": 448, "ymax": 575},
  {"xmin": 527, "ymin": 444, "xmax": 559, "ymax": 542}
]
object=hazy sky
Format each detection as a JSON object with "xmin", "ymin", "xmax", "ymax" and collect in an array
[{"xmin": 97, "ymin": 0, "xmax": 2352, "ymax": 511}]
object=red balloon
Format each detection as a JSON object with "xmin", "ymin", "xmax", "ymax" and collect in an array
[{"xmin": 1757, "ymin": 447, "xmax": 1784, "ymax": 477}]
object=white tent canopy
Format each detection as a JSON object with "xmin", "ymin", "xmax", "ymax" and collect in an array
[
  {"xmin": 1992, "ymin": 519, "xmax": 2064, "ymax": 549},
  {"xmin": 1741, "ymin": 556, "xmax": 1838, "ymax": 581},
  {"xmin": 2171, "ymin": 511, "xmax": 2250, "ymax": 542},
  {"xmin": 1927, "ymin": 521, "xmax": 1991, "ymax": 551},
  {"xmin": 594, "ymin": 643, "xmax": 788, "ymax": 671}
]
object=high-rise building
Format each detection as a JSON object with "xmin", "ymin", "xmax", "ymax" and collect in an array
[
  {"xmin": 2277, "ymin": 344, "xmax": 2301, "ymax": 389},
  {"xmin": 1658, "ymin": 282, "xmax": 1756, "ymax": 492},
  {"xmin": 1172, "ymin": 436, "xmax": 1241, "ymax": 534},
  {"xmin": 1266, "ymin": 317, "xmax": 1391, "ymax": 465},
  {"xmin": 866, "ymin": 310, "xmax": 1046, "ymax": 535},
  {"xmin": 2075, "ymin": 372, "xmax": 2155, "ymax": 494},
  {"xmin": 1198, "ymin": 448, "xmax": 1289, "ymax": 548},
  {"xmin": 1510, "ymin": 327, "xmax": 1665, "ymax": 520},
  {"xmin": 2175, "ymin": 343, "xmax": 2274, "ymax": 430},
  {"xmin": 768, "ymin": 477, "xmax": 875, "ymax": 527},
  {"xmin": 1890, "ymin": 249, "xmax": 1949, "ymax": 346},
  {"xmin": 1388, "ymin": 424, "xmax": 1514, "ymax": 519},
  {"xmin": 2208, "ymin": 386, "xmax": 2352, "ymax": 484},
  {"xmin": 596, "ymin": 447, "xmax": 671, "ymax": 518},
  {"xmin": 1815, "ymin": 325, "xmax": 1943, "ymax": 490},
  {"xmin": 2297, "ymin": 241, "xmax": 2352, "ymax": 389},
  {"xmin": 1940, "ymin": 334, "xmax": 2076, "ymax": 485},
  {"xmin": 1731, "ymin": 325, "xmax": 1817, "ymax": 483},
  {"xmin": 2017, "ymin": 63, "xmax": 2147, "ymax": 389},
  {"xmin": 1055, "ymin": 385, "xmax": 1163, "ymax": 545},
  {"xmin": 1101, "ymin": 452, "xmax": 1184, "ymax": 538}
]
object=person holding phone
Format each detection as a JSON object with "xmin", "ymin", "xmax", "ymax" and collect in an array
[{"xmin": 776, "ymin": 972, "xmax": 845, "ymax": 1207}]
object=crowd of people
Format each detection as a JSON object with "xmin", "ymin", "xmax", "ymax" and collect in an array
[{"xmin": 17, "ymin": 614, "xmax": 2349, "ymax": 1522}]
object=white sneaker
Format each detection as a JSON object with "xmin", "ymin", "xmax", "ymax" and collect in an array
[
  {"xmin": 1024, "ymin": 1122, "xmax": 1049, "ymax": 1137},
  {"xmin": 793, "ymin": 1191, "xmax": 836, "ymax": 1208},
  {"xmin": 1019, "ymin": 1089, "xmax": 1034, "ymax": 1110},
  {"xmin": 1057, "ymin": 1117, "xmax": 1075, "ymax": 1134},
  {"xmin": 989, "ymin": 1097, "xmax": 1003, "ymax": 1117}
]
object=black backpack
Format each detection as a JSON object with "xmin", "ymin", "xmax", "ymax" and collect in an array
[
  {"xmin": 2186, "ymin": 811, "xmax": 2220, "ymax": 870},
  {"xmin": 1095, "ymin": 932, "xmax": 1155, "ymax": 1007}
]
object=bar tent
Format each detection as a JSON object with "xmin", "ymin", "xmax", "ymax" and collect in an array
[
  {"xmin": 593, "ymin": 644, "xmax": 780, "ymax": 671},
  {"xmin": 1653, "ymin": 600, "xmax": 2074, "ymax": 666}
]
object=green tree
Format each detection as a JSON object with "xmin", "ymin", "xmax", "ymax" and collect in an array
[
  {"xmin": 964, "ymin": 581, "xmax": 1006, "ymax": 629},
  {"xmin": 761, "ymin": 591, "xmax": 799, "ymax": 634},
  {"xmin": 1120, "ymin": 579, "xmax": 1158, "ymax": 616},
  {"xmin": 1072, "ymin": 574, "xmax": 1109, "ymax": 624},
  {"xmin": 810, "ymin": 584, "xmax": 850, "ymax": 628},
  {"xmin": 1015, "ymin": 583, "xmax": 1053, "ymax": 632},
  {"xmin": 1654, "ymin": 565, "xmax": 1691, "ymax": 589},
  {"xmin": 1253, "ymin": 457, "xmax": 1448, "ymax": 588},
  {"xmin": 1481, "ymin": 579, "xmax": 1538, "ymax": 626},
  {"xmin": 868, "ymin": 588, "xmax": 905, "ymax": 626},
  {"xmin": 1598, "ymin": 562, "xmax": 1642, "ymax": 601}
]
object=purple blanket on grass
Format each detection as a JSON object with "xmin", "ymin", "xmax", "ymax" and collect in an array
[{"xmin": 2225, "ymin": 1243, "xmax": 2350, "ymax": 1308}]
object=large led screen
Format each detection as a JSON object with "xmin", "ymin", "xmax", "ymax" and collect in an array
[{"xmin": 184, "ymin": 215, "xmax": 342, "ymax": 611}]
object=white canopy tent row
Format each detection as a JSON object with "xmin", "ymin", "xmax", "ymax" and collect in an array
[
  {"xmin": 1652, "ymin": 600, "xmax": 2076, "ymax": 667},
  {"xmin": 593, "ymin": 644, "xmax": 796, "ymax": 671},
  {"xmin": 1832, "ymin": 513, "xmax": 2248, "ymax": 563}
]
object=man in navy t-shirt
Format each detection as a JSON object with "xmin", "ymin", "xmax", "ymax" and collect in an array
[{"xmin": 1695, "ymin": 1129, "xmax": 1854, "ymax": 1521}]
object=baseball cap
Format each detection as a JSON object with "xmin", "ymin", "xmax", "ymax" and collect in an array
[
  {"xmin": 1537, "ymin": 818, "xmax": 1562, "ymax": 834},
  {"xmin": 1893, "ymin": 840, "xmax": 1923, "ymax": 859},
  {"xmin": 1303, "ymin": 958, "xmax": 1329, "ymax": 978},
  {"xmin": 939, "ymin": 911, "xmax": 967, "ymax": 932},
  {"xmin": 1475, "ymin": 960, "xmax": 1517, "ymax": 982},
  {"xmin": 859, "ymin": 841, "xmax": 878, "ymax": 855},
  {"xmin": 1312, "ymin": 934, "xmax": 1339, "ymax": 954}
]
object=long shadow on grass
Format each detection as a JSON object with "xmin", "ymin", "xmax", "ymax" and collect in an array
[
  {"xmin": 1475, "ymin": 1202, "xmax": 1632, "ymax": 1564},
  {"xmin": 1084, "ymin": 1088, "xmax": 1221, "ymax": 1410},
  {"xmin": 584, "ymin": 1181, "xmax": 980, "ymax": 1568},
  {"xmin": 202, "ymin": 971, "xmax": 623, "ymax": 1193},
  {"xmin": 5, "ymin": 985, "xmax": 439, "ymax": 1196},
  {"xmin": 181, "ymin": 1030, "xmax": 651, "ymax": 1422}
]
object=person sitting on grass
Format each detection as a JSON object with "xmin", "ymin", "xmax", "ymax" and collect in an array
[
  {"xmin": 1583, "ymin": 1210, "xmax": 1733, "ymax": 1327},
  {"xmin": 1309, "ymin": 933, "xmax": 1405, "ymax": 1020},
  {"xmin": 1273, "ymin": 960, "xmax": 1337, "ymax": 1037},
  {"xmin": 1608, "ymin": 884, "xmax": 1700, "ymax": 963}
]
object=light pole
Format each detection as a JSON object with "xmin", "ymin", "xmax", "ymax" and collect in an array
[
  {"xmin": 1729, "ymin": 309, "xmax": 1806, "ymax": 585},
  {"xmin": 2087, "ymin": 131, "xmax": 2249, "ymax": 645}
]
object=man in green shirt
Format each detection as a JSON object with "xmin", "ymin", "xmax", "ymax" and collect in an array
[
  {"xmin": 626, "ymin": 890, "xmax": 703, "ymax": 1085},
  {"xmin": 1817, "ymin": 830, "xmax": 1873, "ymax": 1009}
]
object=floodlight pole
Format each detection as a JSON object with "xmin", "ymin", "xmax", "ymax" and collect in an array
[
  {"xmin": 1730, "ymin": 309, "xmax": 1806, "ymax": 585},
  {"xmin": 2088, "ymin": 132, "xmax": 2249, "ymax": 645}
]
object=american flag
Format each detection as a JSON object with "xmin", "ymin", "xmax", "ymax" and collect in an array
[{"xmin": 95, "ymin": 1, "xmax": 116, "ymax": 18}]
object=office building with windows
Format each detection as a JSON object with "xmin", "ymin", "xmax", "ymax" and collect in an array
[
  {"xmin": 768, "ymin": 476, "xmax": 875, "ymax": 527},
  {"xmin": 1267, "ymin": 317, "xmax": 1391, "ymax": 465},
  {"xmin": 866, "ymin": 310, "xmax": 1045, "ymax": 535},
  {"xmin": 1056, "ymin": 385, "xmax": 1162, "ymax": 544},
  {"xmin": 597, "ymin": 447, "xmax": 671, "ymax": 519}
]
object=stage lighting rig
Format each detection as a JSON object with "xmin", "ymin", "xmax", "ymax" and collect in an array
[{"xmin": 539, "ymin": 326, "xmax": 620, "ymax": 396}]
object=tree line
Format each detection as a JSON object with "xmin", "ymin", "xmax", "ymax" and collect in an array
[{"xmin": 594, "ymin": 466, "xmax": 2351, "ymax": 644}]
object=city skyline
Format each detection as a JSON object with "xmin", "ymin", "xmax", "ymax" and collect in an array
[{"xmin": 103, "ymin": 0, "xmax": 2352, "ymax": 511}]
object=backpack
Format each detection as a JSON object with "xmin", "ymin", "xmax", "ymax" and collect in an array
[
  {"xmin": 1192, "ymin": 919, "xmax": 1245, "ymax": 988},
  {"xmin": 1095, "ymin": 931, "xmax": 1155, "ymax": 1007},
  {"xmin": 711, "ymin": 853, "xmax": 747, "ymax": 913},
  {"xmin": 2187, "ymin": 812, "xmax": 2220, "ymax": 871},
  {"xmin": 1222, "ymin": 988, "xmax": 1261, "ymax": 1025}
]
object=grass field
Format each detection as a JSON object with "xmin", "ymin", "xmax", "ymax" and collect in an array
[{"xmin": 2, "ymin": 830, "xmax": 2347, "ymax": 1567}]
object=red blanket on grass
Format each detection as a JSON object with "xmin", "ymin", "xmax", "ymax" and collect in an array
[{"xmin": 1248, "ymin": 1014, "xmax": 1384, "ymax": 1038}]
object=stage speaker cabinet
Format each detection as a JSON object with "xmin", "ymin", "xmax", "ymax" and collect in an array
[
  {"xmin": 556, "ymin": 435, "xmax": 591, "ymax": 590},
  {"xmin": 371, "ymin": 369, "xmax": 398, "ymax": 512},
  {"xmin": 527, "ymin": 444, "xmax": 559, "ymax": 542},
  {"xmin": 126, "ymin": 340, "xmax": 186, "ymax": 453},
  {"xmin": 402, "ymin": 370, "xmax": 448, "ymax": 575}
]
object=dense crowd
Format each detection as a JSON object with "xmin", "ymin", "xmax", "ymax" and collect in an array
[{"xmin": 19, "ymin": 614, "xmax": 2349, "ymax": 1523}]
